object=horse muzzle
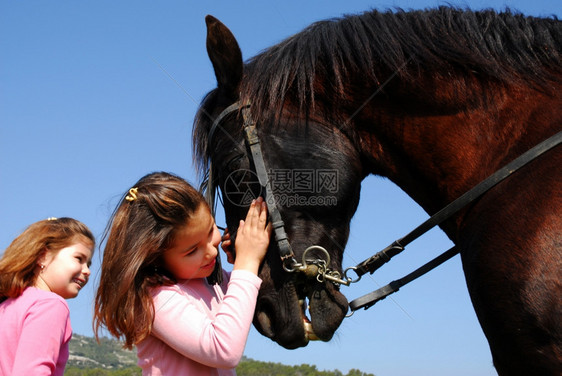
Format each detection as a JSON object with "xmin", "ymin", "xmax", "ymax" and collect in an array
[{"xmin": 253, "ymin": 274, "xmax": 348, "ymax": 349}]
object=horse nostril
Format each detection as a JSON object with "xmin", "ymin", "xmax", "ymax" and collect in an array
[{"xmin": 256, "ymin": 311, "xmax": 275, "ymax": 338}]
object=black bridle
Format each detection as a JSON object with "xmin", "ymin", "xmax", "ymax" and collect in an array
[
  {"xmin": 205, "ymin": 101, "xmax": 562, "ymax": 313},
  {"xmin": 206, "ymin": 102, "xmax": 346, "ymax": 283},
  {"xmin": 206, "ymin": 102, "xmax": 295, "ymax": 267}
]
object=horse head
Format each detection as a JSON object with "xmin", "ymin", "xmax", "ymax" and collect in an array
[
  {"xmin": 194, "ymin": 15, "xmax": 364, "ymax": 349},
  {"xmin": 193, "ymin": 8, "xmax": 562, "ymax": 375}
]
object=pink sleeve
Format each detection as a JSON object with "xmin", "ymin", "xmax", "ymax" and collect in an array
[
  {"xmin": 151, "ymin": 270, "xmax": 261, "ymax": 369},
  {"xmin": 12, "ymin": 298, "xmax": 71, "ymax": 375}
]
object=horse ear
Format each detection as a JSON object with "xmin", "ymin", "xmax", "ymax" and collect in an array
[{"xmin": 205, "ymin": 15, "xmax": 243, "ymax": 99}]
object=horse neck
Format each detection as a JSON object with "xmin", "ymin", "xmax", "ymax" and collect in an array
[{"xmin": 351, "ymin": 78, "xmax": 562, "ymax": 230}]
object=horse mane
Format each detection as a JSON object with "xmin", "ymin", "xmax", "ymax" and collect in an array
[{"xmin": 193, "ymin": 6, "xmax": 561, "ymax": 173}]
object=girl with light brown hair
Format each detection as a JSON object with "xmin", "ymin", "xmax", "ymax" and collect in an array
[{"xmin": 0, "ymin": 217, "xmax": 95, "ymax": 375}]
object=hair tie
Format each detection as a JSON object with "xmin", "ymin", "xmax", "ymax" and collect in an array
[
  {"xmin": 125, "ymin": 187, "xmax": 138, "ymax": 202},
  {"xmin": 46, "ymin": 217, "xmax": 57, "ymax": 221}
]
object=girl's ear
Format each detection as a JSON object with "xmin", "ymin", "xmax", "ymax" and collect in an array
[{"xmin": 37, "ymin": 248, "xmax": 53, "ymax": 267}]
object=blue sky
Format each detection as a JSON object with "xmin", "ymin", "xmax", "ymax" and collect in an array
[{"xmin": 1, "ymin": 1, "xmax": 560, "ymax": 375}]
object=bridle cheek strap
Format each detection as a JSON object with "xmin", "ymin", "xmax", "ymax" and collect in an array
[
  {"xmin": 204, "ymin": 101, "xmax": 296, "ymax": 269},
  {"xmin": 241, "ymin": 106, "xmax": 296, "ymax": 267}
]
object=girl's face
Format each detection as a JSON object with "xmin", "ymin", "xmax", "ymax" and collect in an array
[
  {"xmin": 163, "ymin": 204, "xmax": 221, "ymax": 280},
  {"xmin": 37, "ymin": 241, "xmax": 93, "ymax": 299}
]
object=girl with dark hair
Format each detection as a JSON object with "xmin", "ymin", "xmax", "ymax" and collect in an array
[{"xmin": 94, "ymin": 171, "xmax": 271, "ymax": 375}]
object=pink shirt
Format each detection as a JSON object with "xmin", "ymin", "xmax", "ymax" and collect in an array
[
  {"xmin": 136, "ymin": 269, "xmax": 262, "ymax": 376},
  {"xmin": 0, "ymin": 287, "xmax": 72, "ymax": 376}
]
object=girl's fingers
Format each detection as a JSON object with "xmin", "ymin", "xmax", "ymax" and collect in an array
[
  {"xmin": 259, "ymin": 201, "xmax": 267, "ymax": 222},
  {"xmin": 244, "ymin": 199, "xmax": 258, "ymax": 226},
  {"xmin": 239, "ymin": 197, "xmax": 269, "ymax": 238},
  {"xmin": 221, "ymin": 239, "xmax": 231, "ymax": 249},
  {"xmin": 265, "ymin": 221, "xmax": 272, "ymax": 235},
  {"xmin": 246, "ymin": 198, "xmax": 263, "ymax": 227}
]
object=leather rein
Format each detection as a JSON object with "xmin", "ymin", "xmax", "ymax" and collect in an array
[{"xmin": 205, "ymin": 101, "xmax": 562, "ymax": 313}]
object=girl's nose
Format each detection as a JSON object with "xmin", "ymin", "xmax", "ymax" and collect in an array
[
  {"xmin": 211, "ymin": 225, "xmax": 222, "ymax": 248},
  {"xmin": 83, "ymin": 264, "xmax": 91, "ymax": 277}
]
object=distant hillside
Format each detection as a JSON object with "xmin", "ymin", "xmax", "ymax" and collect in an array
[
  {"xmin": 68, "ymin": 334, "xmax": 137, "ymax": 369},
  {"xmin": 66, "ymin": 334, "xmax": 375, "ymax": 376}
]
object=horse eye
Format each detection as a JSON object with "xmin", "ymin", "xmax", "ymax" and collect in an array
[{"xmin": 225, "ymin": 154, "xmax": 245, "ymax": 170}]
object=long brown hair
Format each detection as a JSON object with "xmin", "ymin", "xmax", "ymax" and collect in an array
[
  {"xmin": 93, "ymin": 171, "xmax": 215, "ymax": 349},
  {"xmin": 0, "ymin": 217, "xmax": 95, "ymax": 303}
]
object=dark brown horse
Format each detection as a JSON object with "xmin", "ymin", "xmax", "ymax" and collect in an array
[{"xmin": 193, "ymin": 7, "xmax": 562, "ymax": 375}]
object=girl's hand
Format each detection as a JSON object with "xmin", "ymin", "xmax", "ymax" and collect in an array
[
  {"xmin": 233, "ymin": 197, "xmax": 272, "ymax": 274},
  {"xmin": 220, "ymin": 229, "xmax": 235, "ymax": 264}
]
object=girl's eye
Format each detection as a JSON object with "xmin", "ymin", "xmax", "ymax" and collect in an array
[
  {"xmin": 75, "ymin": 255, "xmax": 89, "ymax": 265},
  {"xmin": 184, "ymin": 247, "xmax": 197, "ymax": 256}
]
